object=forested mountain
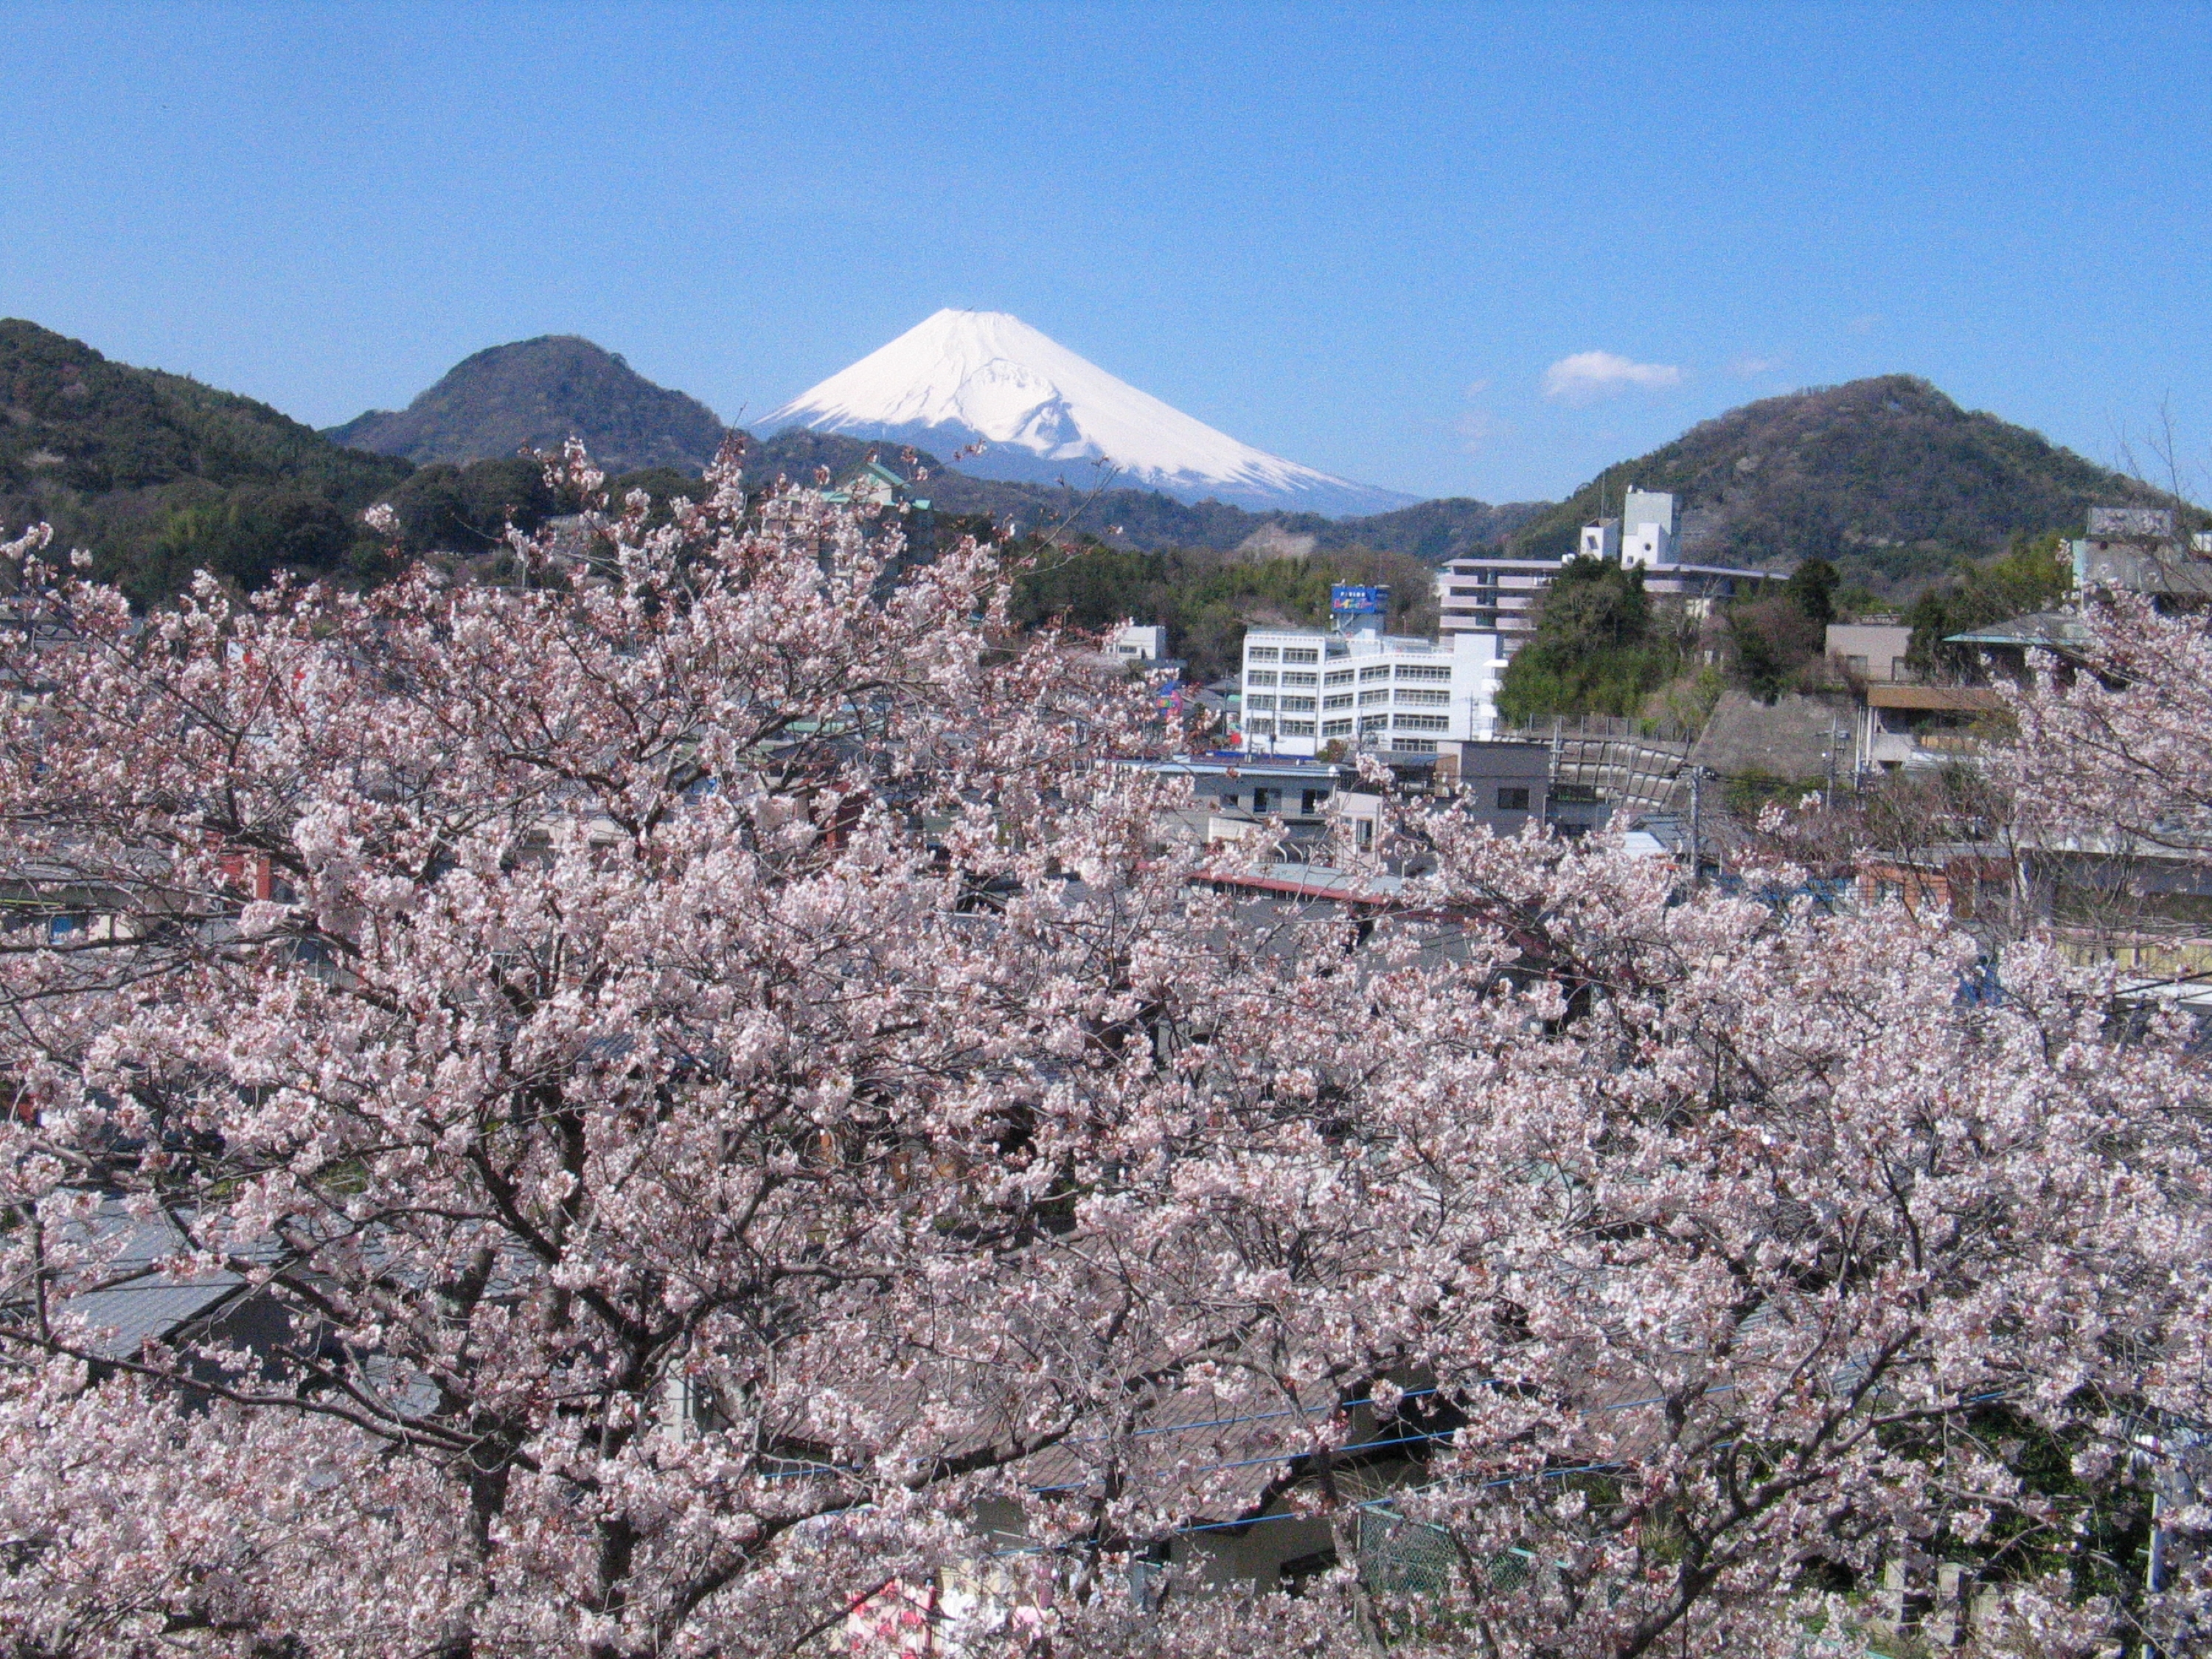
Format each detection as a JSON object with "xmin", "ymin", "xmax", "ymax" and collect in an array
[
  {"xmin": 330, "ymin": 336, "xmax": 728, "ymax": 473},
  {"xmin": 1506, "ymin": 375, "xmax": 2167, "ymax": 594},
  {"xmin": 0, "ymin": 319, "xmax": 411, "ymax": 605}
]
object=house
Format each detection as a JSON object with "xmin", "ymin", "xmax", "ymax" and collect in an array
[
  {"xmin": 1853, "ymin": 683, "xmax": 2006, "ymax": 773},
  {"xmin": 823, "ymin": 460, "xmax": 932, "ymax": 512}
]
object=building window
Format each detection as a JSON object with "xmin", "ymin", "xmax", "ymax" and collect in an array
[
  {"xmin": 1323, "ymin": 693, "xmax": 1353, "ymax": 710},
  {"xmin": 1301, "ymin": 790, "xmax": 1328, "ymax": 813},
  {"xmin": 1251, "ymin": 788, "xmax": 1274, "ymax": 813},
  {"xmin": 1358, "ymin": 664, "xmax": 1389, "ymax": 681},
  {"xmin": 1246, "ymin": 647, "xmax": 1280, "ymax": 662},
  {"xmin": 1392, "ymin": 738, "xmax": 1438, "ymax": 753},
  {"xmin": 1320, "ymin": 720, "xmax": 1352, "ymax": 738},
  {"xmin": 1358, "ymin": 715, "xmax": 1389, "ymax": 735},
  {"xmin": 1324, "ymin": 669, "xmax": 1354, "ymax": 686},
  {"xmin": 1358, "ymin": 689, "xmax": 1388, "ymax": 706},
  {"xmin": 1280, "ymin": 720, "xmax": 1316, "ymax": 737},
  {"xmin": 1397, "ymin": 689, "xmax": 1450, "ymax": 706},
  {"xmin": 1246, "ymin": 695, "xmax": 1276, "ymax": 712},
  {"xmin": 1496, "ymin": 787, "xmax": 1530, "ymax": 811},
  {"xmin": 1281, "ymin": 671, "xmax": 1318, "ymax": 687},
  {"xmin": 1280, "ymin": 695, "xmax": 1316, "ymax": 712},
  {"xmin": 1450, "ymin": 585, "xmax": 1481, "ymax": 597},
  {"xmin": 1394, "ymin": 714, "xmax": 1448, "ymax": 732},
  {"xmin": 1396, "ymin": 665, "xmax": 1452, "ymax": 683},
  {"xmin": 1282, "ymin": 648, "xmax": 1319, "ymax": 664},
  {"xmin": 1245, "ymin": 720, "xmax": 1274, "ymax": 737},
  {"xmin": 1248, "ymin": 669, "xmax": 1278, "ymax": 686}
]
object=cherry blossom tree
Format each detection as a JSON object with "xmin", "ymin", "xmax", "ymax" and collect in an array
[{"xmin": 0, "ymin": 450, "xmax": 2203, "ymax": 1658}]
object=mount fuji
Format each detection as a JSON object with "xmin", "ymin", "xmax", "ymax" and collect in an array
[{"xmin": 762, "ymin": 310, "xmax": 1419, "ymax": 518}]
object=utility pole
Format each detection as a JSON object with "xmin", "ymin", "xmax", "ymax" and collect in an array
[
  {"xmin": 1688, "ymin": 765, "xmax": 1703, "ymax": 886},
  {"xmin": 1825, "ymin": 723, "xmax": 1838, "ymax": 803}
]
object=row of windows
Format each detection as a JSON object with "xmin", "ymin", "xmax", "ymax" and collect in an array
[
  {"xmin": 1246, "ymin": 661, "xmax": 1453, "ymax": 682},
  {"xmin": 1398, "ymin": 688, "xmax": 1450, "ymax": 706},
  {"xmin": 1245, "ymin": 712, "xmax": 1452, "ymax": 738},
  {"xmin": 1324, "ymin": 692, "xmax": 1353, "ymax": 710}
]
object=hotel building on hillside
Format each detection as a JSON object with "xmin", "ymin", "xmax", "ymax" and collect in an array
[
  {"xmin": 1239, "ymin": 625, "xmax": 1508, "ymax": 758},
  {"xmin": 1434, "ymin": 490, "xmax": 1776, "ymax": 658}
]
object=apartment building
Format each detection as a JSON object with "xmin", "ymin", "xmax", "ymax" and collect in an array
[
  {"xmin": 1239, "ymin": 625, "xmax": 1507, "ymax": 757},
  {"xmin": 1436, "ymin": 489, "xmax": 1773, "ymax": 658}
]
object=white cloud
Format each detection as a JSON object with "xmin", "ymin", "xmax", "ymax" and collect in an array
[
  {"xmin": 1454, "ymin": 408, "xmax": 1510, "ymax": 456},
  {"xmin": 1728, "ymin": 354, "xmax": 1783, "ymax": 377},
  {"xmin": 1543, "ymin": 350, "xmax": 1683, "ymax": 403}
]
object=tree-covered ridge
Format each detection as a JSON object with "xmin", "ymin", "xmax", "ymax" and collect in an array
[
  {"xmin": 328, "ymin": 335, "xmax": 729, "ymax": 474},
  {"xmin": 1506, "ymin": 374, "xmax": 2168, "ymax": 592},
  {"xmin": 0, "ymin": 319, "xmax": 412, "ymax": 605}
]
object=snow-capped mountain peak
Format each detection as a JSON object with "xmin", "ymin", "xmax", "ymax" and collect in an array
[{"xmin": 762, "ymin": 310, "xmax": 1415, "ymax": 517}]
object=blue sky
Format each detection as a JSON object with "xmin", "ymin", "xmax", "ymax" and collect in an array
[{"xmin": 3, "ymin": 2, "xmax": 2206, "ymax": 504}]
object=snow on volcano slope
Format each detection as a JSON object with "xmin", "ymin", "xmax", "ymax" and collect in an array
[{"xmin": 762, "ymin": 310, "xmax": 1417, "ymax": 518}]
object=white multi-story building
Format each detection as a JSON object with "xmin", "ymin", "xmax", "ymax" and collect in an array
[
  {"xmin": 1239, "ymin": 625, "xmax": 1506, "ymax": 757},
  {"xmin": 1438, "ymin": 487, "xmax": 1773, "ymax": 658}
]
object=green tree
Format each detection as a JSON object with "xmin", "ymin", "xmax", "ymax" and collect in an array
[
  {"xmin": 1783, "ymin": 557, "xmax": 1840, "ymax": 625},
  {"xmin": 1497, "ymin": 560, "xmax": 1678, "ymax": 722},
  {"xmin": 1906, "ymin": 532, "xmax": 2073, "ymax": 678}
]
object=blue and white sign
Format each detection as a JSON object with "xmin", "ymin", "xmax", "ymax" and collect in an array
[{"xmin": 1329, "ymin": 583, "xmax": 1388, "ymax": 619}]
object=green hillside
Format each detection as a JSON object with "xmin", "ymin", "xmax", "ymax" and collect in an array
[
  {"xmin": 0, "ymin": 319, "xmax": 411, "ymax": 604},
  {"xmin": 330, "ymin": 336, "xmax": 728, "ymax": 473},
  {"xmin": 1506, "ymin": 375, "xmax": 2168, "ymax": 594}
]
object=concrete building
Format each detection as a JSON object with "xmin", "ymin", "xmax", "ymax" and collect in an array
[
  {"xmin": 1825, "ymin": 622, "xmax": 1915, "ymax": 684},
  {"xmin": 1436, "ymin": 739, "xmax": 1551, "ymax": 835},
  {"xmin": 1618, "ymin": 488, "xmax": 1678, "ymax": 568},
  {"xmin": 2070, "ymin": 506, "xmax": 2212, "ymax": 601},
  {"xmin": 1108, "ymin": 622, "xmax": 1169, "ymax": 663},
  {"xmin": 1433, "ymin": 553, "xmax": 1564, "ymax": 656},
  {"xmin": 1239, "ymin": 625, "xmax": 1507, "ymax": 757}
]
